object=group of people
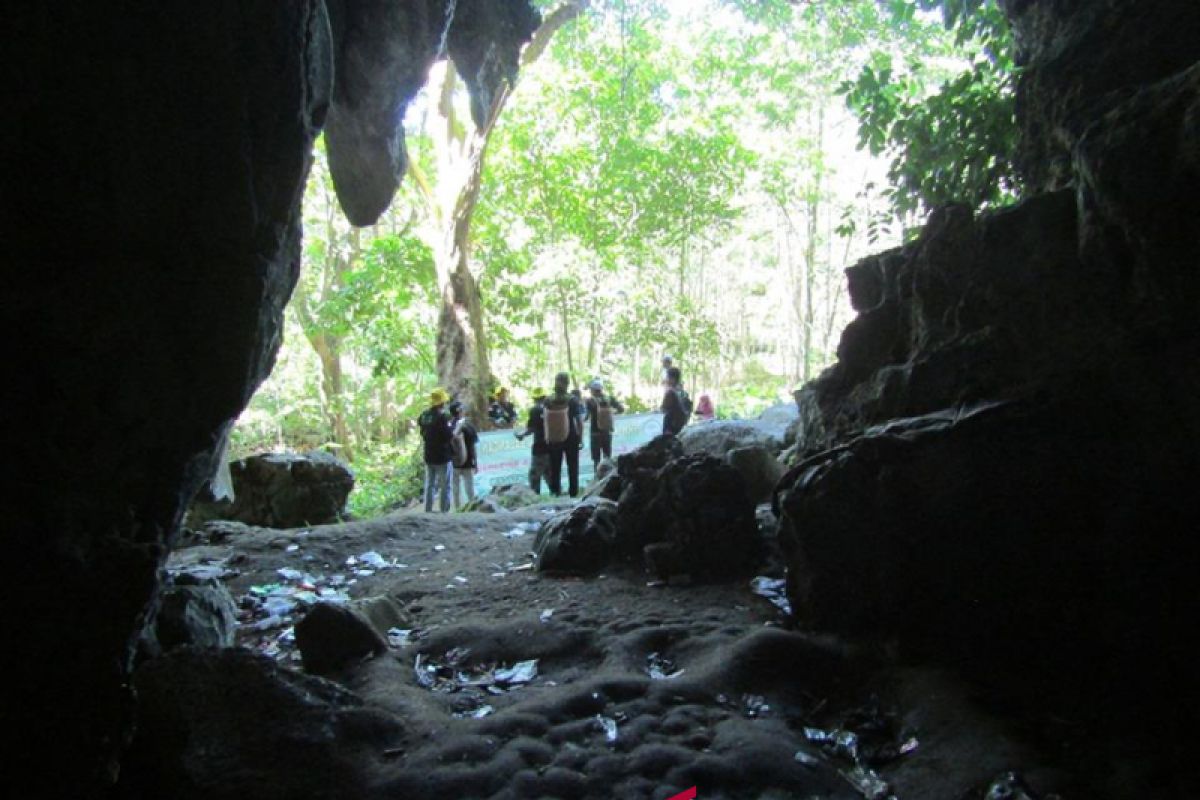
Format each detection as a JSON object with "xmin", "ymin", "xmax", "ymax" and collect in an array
[
  {"xmin": 416, "ymin": 389, "xmax": 480, "ymax": 513},
  {"xmin": 514, "ymin": 373, "xmax": 626, "ymax": 499},
  {"xmin": 417, "ymin": 355, "xmax": 716, "ymax": 512}
]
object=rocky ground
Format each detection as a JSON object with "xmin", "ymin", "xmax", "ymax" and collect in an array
[{"xmin": 116, "ymin": 495, "xmax": 1077, "ymax": 800}]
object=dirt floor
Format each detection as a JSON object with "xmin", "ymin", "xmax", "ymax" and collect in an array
[{"xmin": 162, "ymin": 500, "xmax": 1068, "ymax": 800}]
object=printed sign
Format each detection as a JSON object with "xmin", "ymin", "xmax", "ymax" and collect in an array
[{"xmin": 474, "ymin": 412, "xmax": 664, "ymax": 496}]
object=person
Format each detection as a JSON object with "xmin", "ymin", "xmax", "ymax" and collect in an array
[
  {"xmin": 694, "ymin": 393, "xmax": 715, "ymax": 422},
  {"xmin": 543, "ymin": 372, "xmax": 584, "ymax": 497},
  {"xmin": 488, "ymin": 387, "xmax": 519, "ymax": 428},
  {"xmin": 448, "ymin": 400, "xmax": 479, "ymax": 509},
  {"xmin": 661, "ymin": 366, "xmax": 692, "ymax": 436},
  {"xmin": 584, "ymin": 379, "xmax": 625, "ymax": 471},
  {"xmin": 660, "ymin": 354, "xmax": 674, "ymax": 387},
  {"xmin": 514, "ymin": 388, "xmax": 550, "ymax": 494},
  {"xmin": 417, "ymin": 388, "xmax": 454, "ymax": 512}
]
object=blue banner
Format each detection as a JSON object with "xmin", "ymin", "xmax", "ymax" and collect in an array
[{"xmin": 474, "ymin": 412, "xmax": 664, "ymax": 496}]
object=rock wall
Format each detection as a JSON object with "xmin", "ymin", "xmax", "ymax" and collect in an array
[
  {"xmin": 780, "ymin": 0, "xmax": 1200, "ymax": 754},
  {"xmin": 1, "ymin": 1, "xmax": 539, "ymax": 793},
  {"xmin": 3, "ymin": 4, "xmax": 330, "ymax": 790}
]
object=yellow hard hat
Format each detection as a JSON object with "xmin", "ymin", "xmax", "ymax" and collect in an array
[{"xmin": 430, "ymin": 388, "xmax": 451, "ymax": 406}]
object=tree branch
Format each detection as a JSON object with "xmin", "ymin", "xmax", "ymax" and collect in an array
[{"xmin": 522, "ymin": 1, "xmax": 590, "ymax": 68}]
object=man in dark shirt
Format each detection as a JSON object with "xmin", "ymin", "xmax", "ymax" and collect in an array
[
  {"xmin": 417, "ymin": 388, "xmax": 454, "ymax": 512},
  {"xmin": 543, "ymin": 372, "xmax": 584, "ymax": 497},
  {"xmin": 584, "ymin": 379, "xmax": 624, "ymax": 471},
  {"xmin": 515, "ymin": 388, "xmax": 550, "ymax": 494}
]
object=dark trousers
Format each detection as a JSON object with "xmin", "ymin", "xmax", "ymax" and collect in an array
[
  {"xmin": 548, "ymin": 441, "xmax": 580, "ymax": 497},
  {"xmin": 590, "ymin": 430, "xmax": 612, "ymax": 467}
]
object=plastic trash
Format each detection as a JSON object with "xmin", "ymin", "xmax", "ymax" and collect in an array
[
  {"xmin": 453, "ymin": 705, "xmax": 495, "ymax": 719},
  {"xmin": 388, "ymin": 628, "xmax": 414, "ymax": 647},
  {"xmin": 841, "ymin": 765, "xmax": 892, "ymax": 800},
  {"xmin": 743, "ymin": 694, "xmax": 771, "ymax": 717},
  {"xmin": 434, "ymin": 544, "xmax": 446, "ymax": 552},
  {"xmin": 540, "ymin": 609, "xmax": 554, "ymax": 622},
  {"xmin": 794, "ymin": 750, "xmax": 820, "ymax": 767},
  {"xmin": 503, "ymin": 527, "xmax": 527, "ymax": 539},
  {"xmin": 749, "ymin": 576, "xmax": 792, "ymax": 615},
  {"xmin": 594, "ymin": 714, "xmax": 618, "ymax": 743},
  {"xmin": 494, "ymin": 659, "xmax": 538, "ymax": 685},
  {"xmin": 984, "ymin": 772, "xmax": 1038, "ymax": 800},
  {"xmin": 358, "ymin": 551, "xmax": 390, "ymax": 569},
  {"xmin": 647, "ymin": 652, "xmax": 685, "ymax": 680}
]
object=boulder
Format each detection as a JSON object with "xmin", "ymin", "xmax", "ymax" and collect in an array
[
  {"xmin": 150, "ymin": 582, "xmax": 239, "ymax": 653},
  {"xmin": 122, "ymin": 648, "xmax": 401, "ymax": 798},
  {"xmin": 725, "ymin": 445, "xmax": 784, "ymax": 505},
  {"xmin": 294, "ymin": 601, "xmax": 389, "ymax": 675},
  {"xmin": 189, "ymin": 451, "xmax": 354, "ymax": 528},
  {"xmin": 678, "ymin": 419, "xmax": 783, "ymax": 458},
  {"xmin": 533, "ymin": 499, "xmax": 618, "ymax": 576},
  {"xmin": 618, "ymin": 453, "xmax": 759, "ymax": 582}
]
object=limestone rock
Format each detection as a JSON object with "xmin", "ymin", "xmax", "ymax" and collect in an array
[
  {"xmin": 190, "ymin": 451, "xmax": 354, "ymax": 528},
  {"xmin": 618, "ymin": 453, "xmax": 759, "ymax": 582},
  {"xmin": 152, "ymin": 583, "xmax": 239, "ymax": 653},
  {"xmin": 725, "ymin": 445, "xmax": 784, "ymax": 505},
  {"xmin": 295, "ymin": 602, "xmax": 389, "ymax": 675},
  {"xmin": 678, "ymin": 419, "xmax": 783, "ymax": 458},
  {"xmin": 533, "ymin": 499, "xmax": 618, "ymax": 576},
  {"xmin": 123, "ymin": 648, "xmax": 401, "ymax": 798}
]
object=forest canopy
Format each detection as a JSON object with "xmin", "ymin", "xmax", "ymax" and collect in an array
[{"xmin": 231, "ymin": 0, "xmax": 1015, "ymax": 516}]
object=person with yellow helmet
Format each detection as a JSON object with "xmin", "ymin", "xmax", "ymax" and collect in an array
[
  {"xmin": 488, "ymin": 386, "xmax": 519, "ymax": 428},
  {"xmin": 417, "ymin": 388, "xmax": 454, "ymax": 512}
]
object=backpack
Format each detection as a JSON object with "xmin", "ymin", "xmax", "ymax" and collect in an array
[
  {"xmin": 543, "ymin": 397, "xmax": 571, "ymax": 444},
  {"xmin": 675, "ymin": 388, "xmax": 693, "ymax": 427},
  {"xmin": 594, "ymin": 399, "xmax": 615, "ymax": 433},
  {"xmin": 450, "ymin": 422, "xmax": 468, "ymax": 467}
]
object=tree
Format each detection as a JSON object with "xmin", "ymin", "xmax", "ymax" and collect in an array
[{"xmin": 404, "ymin": 1, "xmax": 591, "ymax": 424}]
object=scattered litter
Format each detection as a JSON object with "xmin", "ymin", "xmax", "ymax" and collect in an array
[
  {"xmin": 503, "ymin": 527, "xmax": 528, "ymax": 539},
  {"xmin": 491, "ymin": 572, "xmax": 506, "ymax": 578},
  {"xmin": 494, "ymin": 659, "xmax": 538, "ymax": 685},
  {"xmin": 794, "ymin": 750, "xmax": 820, "ymax": 767},
  {"xmin": 239, "ymin": 568, "xmax": 351, "ymax": 663},
  {"xmin": 168, "ymin": 560, "xmax": 239, "ymax": 583},
  {"xmin": 388, "ymin": 628, "xmax": 415, "ymax": 647},
  {"xmin": 743, "ymin": 694, "xmax": 770, "ymax": 717},
  {"xmin": 594, "ymin": 715, "xmax": 619, "ymax": 743},
  {"xmin": 453, "ymin": 576, "xmax": 468, "ymax": 584},
  {"xmin": 509, "ymin": 563, "xmax": 534, "ymax": 572},
  {"xmin": 286, "ymin": 544, "xmax": 300, "ymax": 553},
  {"xmin": 841, "ymin": 764, "xmax": 892, "ymax": 800},
  {"xmin": 647, "ymin": 652, "xmax": 685, "ymax": 680},
  {"xmin": 540, "ymin": 609, "xmax": 554, "ymax": 623},
  {"xmin": 434, "ymin": 545, "xmax": 446, "ymax": 552},
  {"xmin": 984, "ymin": 772, "xmax": 1041, "ymax": 800},
  {"xmin": 413, "ymin": 653, "xmax": 539, "ymax": 693},
  {"xmin": 453, "ymin": 705, "xmax": 495, "ymax": 720},
  {"xmin": 749, "ymin": 576, "xmax": 791, "ymax": 615},
  {"xmin": 801, "ymin": 704, "xmax": 918, "ymax": 800}
]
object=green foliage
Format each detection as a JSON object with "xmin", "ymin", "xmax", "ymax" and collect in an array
[
  {"xmin": 839, "ymin": 0, "xmax": 1019, "ymax": 217},
  {"xmin": 345, "ymin": 439, "xmax": 426, "ymax": 518}
]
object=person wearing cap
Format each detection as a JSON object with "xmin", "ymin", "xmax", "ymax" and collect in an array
[
  {"xmin": 488, "ymin": 386, "xmax": 518, "ymax": 428},
  {"xmin": 417, "ymin": 388, "xmax": 454, "ymax": 512},
  {"xmin": 448, "ymin": 400, "xmax": 479, "ymax": 509},
  {"xmin": 515, "ymin": 388, "xmax": 550, "ymax": 494},
  {"xmin": 584, "ymin": 379, "xmax": 624, "ymax": 471},
  {"xmin": 660, "ymin": 354, "xmax": 674, "ymax": 387}
]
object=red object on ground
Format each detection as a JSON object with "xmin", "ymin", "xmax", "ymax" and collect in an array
[{"xmin": 667, "ymin": 788, "xmax": 698, "ymax": 800}]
